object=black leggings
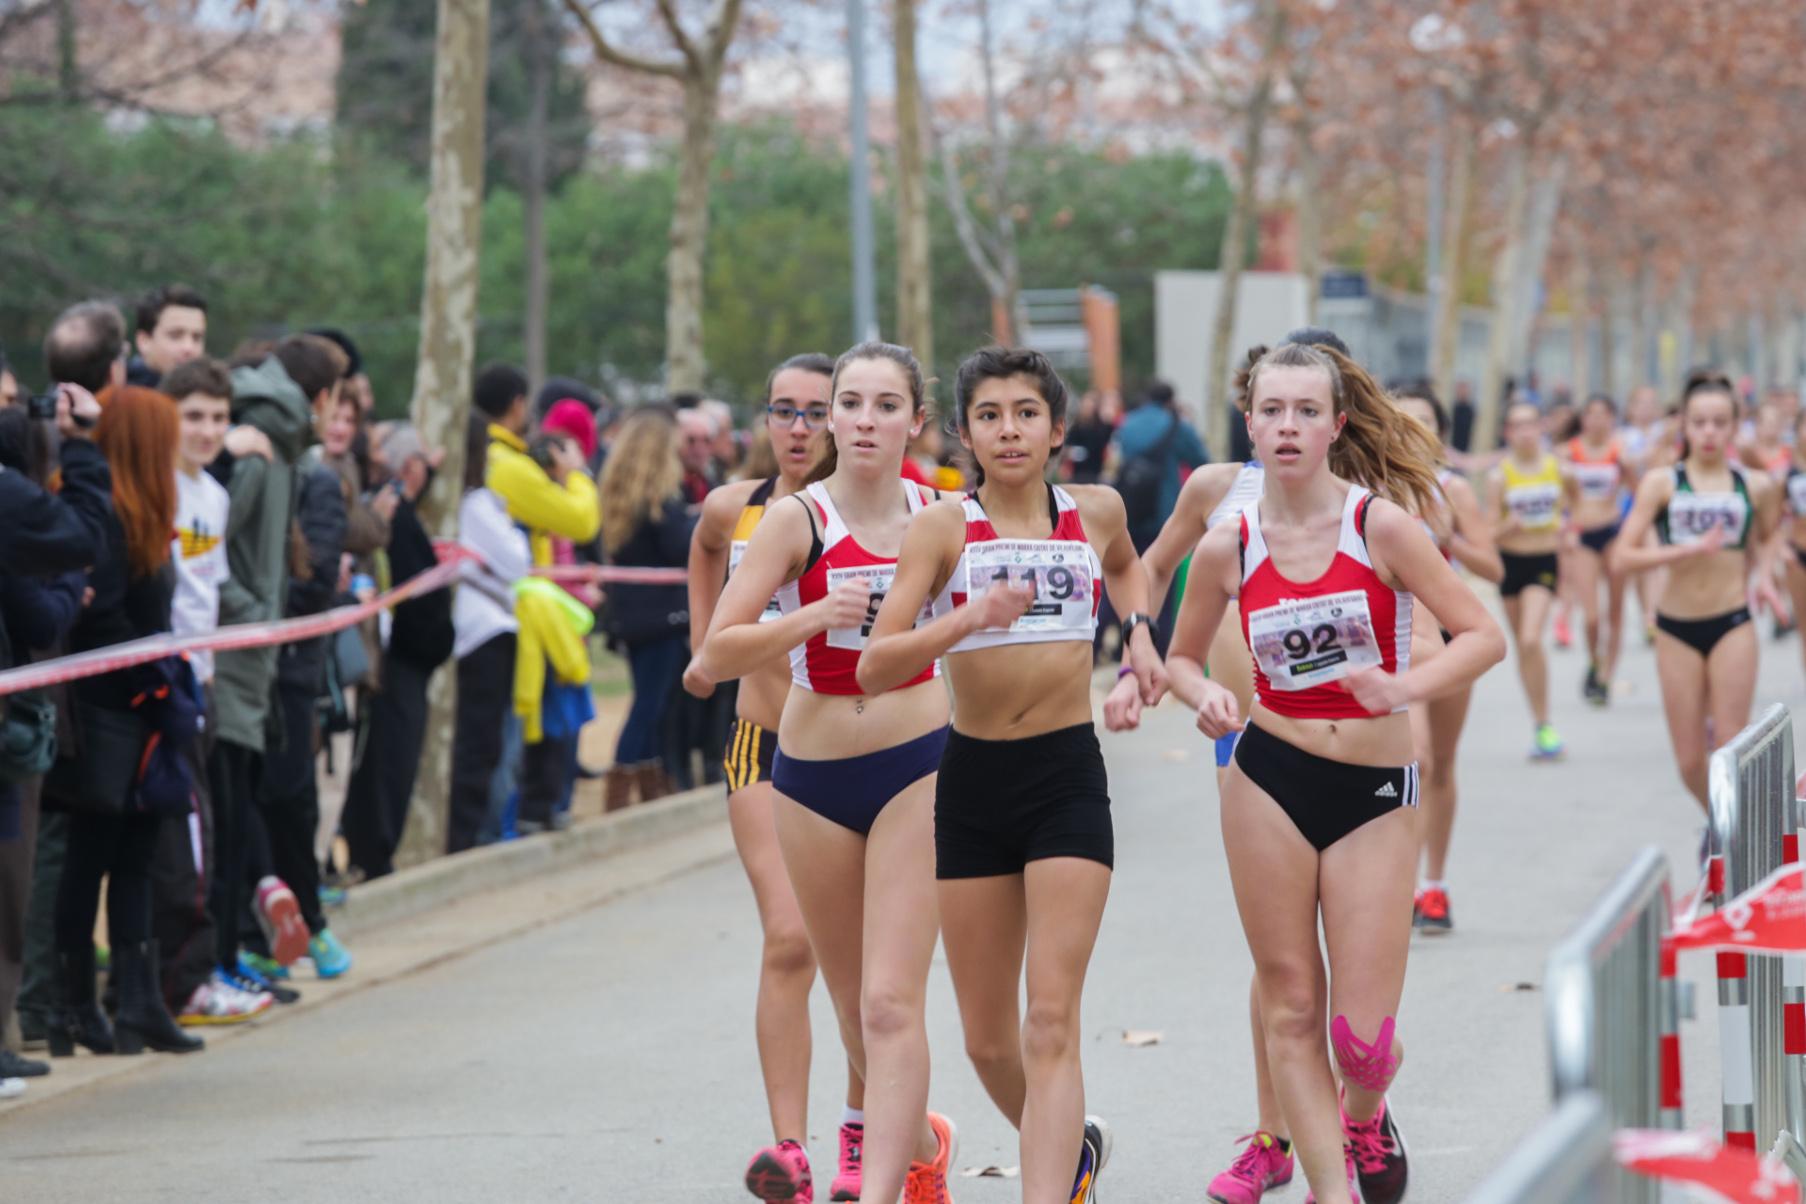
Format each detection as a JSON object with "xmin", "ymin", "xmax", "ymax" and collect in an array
[{"xmin": 55, "ymin": 809, "xmax": 164, "ymax": 951}]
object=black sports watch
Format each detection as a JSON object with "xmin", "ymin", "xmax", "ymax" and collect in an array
[{"xmin": 1120, "ymin": 611, "xmax": 1156, "ymax": 648}]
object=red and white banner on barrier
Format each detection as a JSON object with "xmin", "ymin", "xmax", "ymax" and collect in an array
[
  {"xmin": 1668, "ymin": 863, "xmax": 1806, "ymax": 957},
  {"xmin": 1615, "ymin": 1130, "xmax": 1801, "ymax": 1203},
  {"xmin": 0, "ymin": 544, "xmax": 688, "ymax": 698}
]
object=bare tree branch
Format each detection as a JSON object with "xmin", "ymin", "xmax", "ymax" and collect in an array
[
  {"xmin": 653, "ymin": 0, "xmax": 701, "ymax": 71},
  {"xmin": 703, "ymin": 0, "xmax": 744, "ymax": 66},
  {"xmin": 561, "ymin": 0, "xmax": 685, "ymax": 78},
  {"xmin": 928, "ymin": 118, "xmax": 1008, "ymax": 301}
]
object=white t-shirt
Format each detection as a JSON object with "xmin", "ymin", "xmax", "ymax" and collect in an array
[{"xmin": 171, "ymin": 467, "xmax": 231, "ymax": 683}]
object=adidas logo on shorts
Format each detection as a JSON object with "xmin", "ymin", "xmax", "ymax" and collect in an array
[{"xmin": 1373, "ymin": 781, "xmax": 1398, "ymax": 798}]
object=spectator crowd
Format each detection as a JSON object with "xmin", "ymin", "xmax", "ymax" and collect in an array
[{"xmin": 0, "ymin": 283, "xmax": 1219, "ymax": 1102}]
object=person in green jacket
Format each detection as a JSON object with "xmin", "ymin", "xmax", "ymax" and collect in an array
[{"xmin": 208, "ymin": 334, "xmax": 348, "ymax": 1001}]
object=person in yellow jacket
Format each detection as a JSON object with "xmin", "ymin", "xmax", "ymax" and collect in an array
[{"xmin": 475, "ymin": 363, "xmax": 601, "ymax": 560}]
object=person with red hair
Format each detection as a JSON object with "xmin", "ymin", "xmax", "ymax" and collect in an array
[{"xmin": 44, "ymin": 386, "xmax": 203, "ymax": 1058}]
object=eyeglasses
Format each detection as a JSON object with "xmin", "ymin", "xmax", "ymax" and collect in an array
[{"xmin": 768, "ymin": 403, "xmax": 830, "ymax": 429}]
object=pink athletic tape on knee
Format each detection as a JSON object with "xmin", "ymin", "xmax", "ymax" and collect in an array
[{"xmin": 1331, "ymin": 1015, "xmax": 1400, "ymax": 1093}]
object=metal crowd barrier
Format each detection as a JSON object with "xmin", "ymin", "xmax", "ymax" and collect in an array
[
  {"xmin": 1537, "ymin": 844, "xmax": 1674, "ymax": 1202},
  {"xmin": 1464, "ymin": 1092, "xmax": 1614, "ymax": 1204},
  {"xmin": 1707, "ymin": 702, "xmax": 1800, "ymax": 1151}
]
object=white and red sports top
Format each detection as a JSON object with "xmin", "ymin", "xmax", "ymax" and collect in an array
[
  {"xmin": 939, "ymin": 485, "xmax": 1103, "ymax": 654},
  {"xmin": 774, "ymin": 479, "xmax": 939, "ymax": 695},
  {"xmin": 1566, "ymin": 437, "xmax": 1624, "ymax": 503},
  {"xmin": 1238, "ymin": 486, "xmax": 1412, "ymax": 721}
]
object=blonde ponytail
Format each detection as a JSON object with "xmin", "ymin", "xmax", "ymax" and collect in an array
[{"xmin": 1243, "ymin": 342, "xmax": 1443, "ymax": 519}]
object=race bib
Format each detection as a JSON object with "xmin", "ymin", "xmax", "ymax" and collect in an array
[
  {"xmin": 1246, "ymin": 589, "xmax": 1382, "ymax": 690},
  {"xmin": 1787, "ymin": 474, "xmax": 1806, "ymax": 519},
  {"xmin": 1507, "ymin": 482, "xmax": 1561, "ymax": 529},
  {"xmin": 964, "ymin": 539, "xmax": 1096, "ymax": 635},
  {"xmin": 1572, "ymin": 463, "xmax": 1619, "ymax": 503},
  {"xmin": 824, "ymin": 566, "xmax": 933, "ymax": 650},
  {"xmin": 1667, "ymin": 493, "xmax": 1748, "ymax": 546},
  {"xmin": 729, "ymin": 540, "xmax": 782, "ymax": 623}
]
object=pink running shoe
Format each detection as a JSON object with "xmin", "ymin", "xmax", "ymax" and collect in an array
[
  {"xmin": 1207, "ymin": 1131, "xmax": 1294, "ymax": 1203},
  {"xmin": 829, "ymin": 1123, "xmax": 862, "ymax": 1201},
  {"xmin": 1303, "ymin": 1145, "xmax": 1363, "ymax": 1204},
  {"xmin": 902, "ymin": 1112, "xmax": 956, "ymax": 1204},
  {"xmin": 745, "ymin": 1139, "xmax": 814, "ymax": 1202}
]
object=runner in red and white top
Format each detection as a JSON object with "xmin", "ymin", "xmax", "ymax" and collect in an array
[
  {"xmin": 1165, "ymin": 342, "xmax": 1503, "ymax": 1204},
  {"xmin": 1558, "ymin": 394, "xmax": 1635, "ymax": 707},
  {"xmin": 699, "ymin": 341, "xmax": 959, "ymax": 1204},
  {"xmin": 860, "ymin": 346, "xmax": 1164, "ymax": 1204}
]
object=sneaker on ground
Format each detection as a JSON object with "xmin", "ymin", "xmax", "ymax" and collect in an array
[
  {"xmin": 1207, "ymin": 1130, "xmax": 1295, "ymax": 1204},
  {"xmin": 829, "ymin": 1123, "xmax": 862, "ymax": 1201},
  {"xmin": 240, "ymin": 951, "xmax": 290, "ymax": 981},
  {"xmin": 1553, "ymin": 612, "xmax": 1573, "ymax": 648},
  {"xmin": 253, "ymin": 876, "xmax": 310, "ymax": 966},
  {"xmin": 903, "ymin": 1112, "xmax": 956, "ymax": 1204},
  {"xmin": 744, "ymin": 1139, "xmax": 813, "ymax": 1202},
  {"xmin": 318, "ymin": 883, "xmax": 348, "ymax": 909},
  {"xmin": 1415, "ymin": 886, "xmax": 1453, "ymax": 934},
  {"xmin": 1347, "ymin": 1097, "xmax": 1408, "ymax": 1204},
  {"xmin": 233, "ymin": 956, "xmax": 301, "ymax": 1005},
  {"xmin": 1069, "ymin": 1115, "xmax": 1112, "ymax": 1203},
  {"xmin": 1304, "ymin": 1145, "xmax": 1363, "ymax": 1204},
  {"xmin": 179, "ymin": 973, "xmax": 274, "ymax": 1026},
  {"xmin": 308, "ymin": 928, "xmax": 353, "ymax": 979},
  {"xmin": 0, "ymin": 1077, "xmax": 23, "ymax": 1100},
  {"xmin": 0, "ymin": 1049, "xmax": 48, "ymax": 1078},
  {"xmin": 1531, "ymin": 723, "xmax": 1565, "ymax": 761}
]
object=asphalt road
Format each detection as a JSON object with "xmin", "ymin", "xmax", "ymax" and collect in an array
[{"xmin": 4, "ymin": 616, "xmax": 1800, "ymax": 1202}]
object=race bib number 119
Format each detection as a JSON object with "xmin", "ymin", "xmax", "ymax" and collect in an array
[{"xmin": 964, "ymin": 539, "xmax": 1095, "ymax": 634}]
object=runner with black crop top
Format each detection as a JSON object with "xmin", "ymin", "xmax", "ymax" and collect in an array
[
  {"xmin": 1613, "ymin": 371, "xmax": 1782, "ymax": 813},
  {"xmin": 701, "ymin": 342, "xmax": 959, "ymax": 1204},
  {"xmin": 860, "ymin": 347, "xmax": 1165, "ymax": 1204},
  {"xmin": 1166, "ymin": 343, "xmax": 1504, "ymax": 1204}
]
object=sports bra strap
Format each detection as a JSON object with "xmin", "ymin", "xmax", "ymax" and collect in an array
[
  {"xmin": 748, "ymin": 475, "xmax": 778, "ymax": 507},
  {"xmin": 791, "ymin": 492, "xmax": 826, "ymax": 576}
]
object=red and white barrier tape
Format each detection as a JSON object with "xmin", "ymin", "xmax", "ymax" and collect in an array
[
  {"xmin": 1616, "ymin": 1129, "xmax": 1800, "ymax": 1203},
  {"xmin": 0, "ymin": 545, "xmax": 687, "ymax": 698}
]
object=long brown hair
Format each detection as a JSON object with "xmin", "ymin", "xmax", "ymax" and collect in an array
[
  {"xmin": 804, "ymin": 341, "xmax": 927, "ymax": 486},
  {"xmin": 598, "ymin": 406, "xmax": 683, "ymax": 555},
  {"xmin": 1241, "ymin": 343, "xmax": 1442, "ymax": 519},
  {"xmin": 95, "ymin": 386, "xmax": 179, "ymax": 579}
]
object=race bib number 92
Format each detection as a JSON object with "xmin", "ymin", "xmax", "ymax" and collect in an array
[{"xmin": 1246, "ymin": 589, "xmax": 1382, "ymax": 690}]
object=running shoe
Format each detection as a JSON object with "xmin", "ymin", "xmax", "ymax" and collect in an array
[
  {"xmin": 233, "ymin": 956, "xmax": 301, "ymax": 1005},
  {"xmin": 829, "ymin": 1123, "xmax": 862, "ymax": 1201},
  {"xmin": 1531, "ymin": 723, "xmax": 1565, "ymax": 761},
  {"xmin": 240, "ymin": 951, "xmax": 289, "ymax": 981},
  {"xmin": 308, "ymin": 928, "xmax": 353, "ymax": 979},
  {"xmin": 0, "ymin": 1050, "xmax": 46, "ymax": 1079},
  {"xmin": 253, "ymin": 876, "xmax": 310, "ymax": 966},
  {"xmin": 745, "ymin": 1139, "xmax": 813, "ymax": 1202},
  {"xmin": 1303, "ymin": 1146, "xmax": 1363, "ymax": 1204},
  {"xmin": 0, "ymin": 1077, "xmax": 23, "ymax": 1100},
  {"xmin": 1415, "ymin": 886, "xmax": 1453, "ymax": 935},
  {"xmin": 178, "ymin": 972, "xmax": 274, "ymax": 1026},
  {"xmin": 1207, "ymin": 1130, "xmax": 1294, "ymax": 1203},
  {"xmin": 1347, "ymin": 1098, "xmax": 1408, "ymax": 1204},
  {"xmin": 902, "ymin": 1112, "xmax": 956, "ymax": 1204},
  {"xmin": 1553, "ymin": 611, "xmax": 1573, "ymax": 649},
  {"xmin": 1069, "ymin": 1115, "xmax": 1112, "ymax": 1202}
]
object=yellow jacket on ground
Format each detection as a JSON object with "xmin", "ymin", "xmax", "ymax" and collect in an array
[{"xmin": 513, "ymin": 577, "xmax": 594, "ymax": 744}]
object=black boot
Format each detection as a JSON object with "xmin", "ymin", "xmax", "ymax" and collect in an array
[
  {"xmin": 113, "ymin": 942, "xmax": 203, "ymax": 1055},
  {"xmin": 48, "ymin": 947, "xmax": 114, "ymax": 1057}
]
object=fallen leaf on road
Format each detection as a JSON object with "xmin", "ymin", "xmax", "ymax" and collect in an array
[
  {"xmin": 1161, "ymin": 748, "xmax": 1190, "ymax": 763},
  {"xmin": 961, "ymin": 1166, "xmax": 1020, "ymax": 1179},
  {"xmin": 1121, "ymin": 1029, "xmax": 1164, "ymax": 1047},
  {"xmin": 1499, "ymin": 982, "xmax": 1538, "ymax": 993}
]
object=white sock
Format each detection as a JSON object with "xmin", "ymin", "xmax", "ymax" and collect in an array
[
  {"xmin": 843, "ymin": 1106, "xmax": 865, "ymax": 1127},
  {"xmin": 1421, "ymin": 879, "xmax": 1446, "ymax": 892}
]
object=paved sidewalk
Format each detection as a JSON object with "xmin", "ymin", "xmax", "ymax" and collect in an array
[{"xmin": 2, "ymin": 623, "xmax": 1799, "ymax": 1201}]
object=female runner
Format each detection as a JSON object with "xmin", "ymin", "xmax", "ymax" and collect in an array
[
  {"xmin": 1167, "ymin": 342, "xmax": 1504, "ymax": 1204},
  {"xmin": 1613, "ymin": 371, "xmax": 1783, "ymax": 810},
  {"xmin": 858, "ymin": 347, "xmax": 1165, "ymax": 1204},
  {"xmin": 701, "ymin": 342, "xmax": 956, "ymax": 1204},
  {"xmin": 1391, "ymin": 383, "xmax": 1502, "ymax": 936},
  {"xmin": 684, "ymin": 353, "xmax": 867, "ymax": 1203},
  {"xmin": 1484, "ymin": 403, "xmax": 1578, "ymax": 760},
  {"xmin": 1779, "ymin": 409, "xmax": 1806, "ymax": 676},
  {"xmin": 1559, "ymin": 395, "xmax": 1633, "ymax": 706}
]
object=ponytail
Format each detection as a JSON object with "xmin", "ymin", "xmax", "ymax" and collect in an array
[{"xmin": 1243, "ymin": 342, "xmax": 1443, "ymax": 519}]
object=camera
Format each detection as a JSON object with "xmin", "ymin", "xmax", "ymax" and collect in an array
[{"xmin": 26, "ymin": 393, "xmax": 56, "ymax": 421}]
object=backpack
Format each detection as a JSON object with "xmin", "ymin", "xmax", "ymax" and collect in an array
[{"xmin": 1115, "ymin": 411, "xmax": 1179, "ymax": 530}]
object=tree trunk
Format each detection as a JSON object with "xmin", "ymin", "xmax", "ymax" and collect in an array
[
  {"xmin": 665, "ymin": 71, "xmax": 721, "ymax": 393},
  {"xmin": 522, "ymin": 0, "xmax": 551, "ymax": 394},
  {"xmin": 1567, "ymin": 253, "xmax": 1590, "ymax": 396},
  {"xmin": 892, "ymin": 0, "xmax": 933, "ymax": 368},
  {"xmin": 1632, "ymin": 256, "xmax": 1655, "ymax": 391},
  {"xmin": 1293, "ymin": 118, "xmax": 1322, "ymax": 325},
  {"xmin": 399, "ymin": 0, "xmax": 492, "ymax": 869},
  {"xmin": 56, "ymin": 0, "xmax": 78, "ymax": 100},
  {"xmin": 1596, "ymin": 269, "xmax": 1616, "ymax": 398},
  {"xmin": 1207, "ymin": 0, "xmax": 1286, "ymax": 449},
  {"xmin": 1477, "ymin": 143, "xmax": 1564, "ymax": 449},
  {"xmin": 1430, "ymin": 114, "xmax": 1473, "ymax": 410}
]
